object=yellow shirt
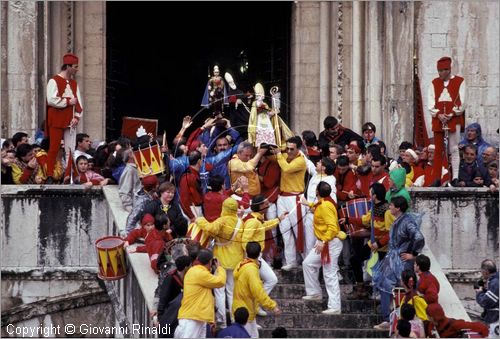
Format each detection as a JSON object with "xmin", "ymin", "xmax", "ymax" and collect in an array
[
  {"xmin": 241, "ymin": 212, "xmax": 280, "ymax": 251},
  {"xmin": 232, "ymin": 258, "xmax": 277, "ymax": 321},
  {"xmin": 308, "ymin": 198, "xmax": 340, "ymax": 242},
  {"xmin": 228, "ymin": 155, "xmax": 261, "ymax": 196},
  {"xmin": 11, "ymin": 163, "xmax": 44, "ymax": 184},
  {"xmin": 178, "ymin": 264, "xmax": 226, "ymax": 323},
  {"xmin": 196, "ymin": 199, "xmax": 245, "ymax": 270},
  {"xmin": 276, "ymin": 152, "xmax": 306, "ymax": 193}
]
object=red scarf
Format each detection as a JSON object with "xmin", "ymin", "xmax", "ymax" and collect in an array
[{"xmin": 313, "ymin": 197, "xmax": 337, "ymax": 265}]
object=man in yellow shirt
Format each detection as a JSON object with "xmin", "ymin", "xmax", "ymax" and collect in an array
[
  {"xmin": 300, "ymin": 181, "xmax": 346, "ymax": 315},
  {"xmin": 242, "ymin": 195, "xmax": 288, "ymax": 316},
  {"xmin": 233, "ymin": 242, "xmax": 282, "ymax": 338},
  {"xmin": 175, "ymin": 249, "xmax": 226, "ymax": 338},
  {"xmin": 273, "ymin": 136, "xmax": 307, "ymax": 270},
  {"xmin": 228, "ymin": 142, "xmax": 267, "ymax": 197},
  {"xmin": 195, "ymin": 198, "xmax": 244, "ymax": 328}
]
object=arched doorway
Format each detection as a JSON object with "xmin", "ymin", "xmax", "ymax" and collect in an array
[{"xmin": 106, "ymin": 2, "xmax": 291, "ymax": 142}]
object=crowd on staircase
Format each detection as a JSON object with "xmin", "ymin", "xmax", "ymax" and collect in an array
[{"xmin": 1, "ymin": 53, "xmax": 499, "ymax": 338}]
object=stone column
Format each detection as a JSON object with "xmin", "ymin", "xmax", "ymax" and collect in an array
[
  {"xmin": 74, "ymin": 1, "xmax": 106, "ymax": 141},
  {"xmin": 318, "ymin": 2, "xmax": 331, "ymax": 130},
  {"xmin": 290, "ymin": 2, "xmax": 321, "ymax": 134},
  {"xmin": 1, "ymin": 2, "xmax": 40, "ymax": 139},
  {"xmin": 365, "ymin": 2, "xmax": 384, "ymax": 132},
  {"xmin": 350, "ymin": 1, "xmax": 365, "ymax": 134},
  {"xmin": 382, "ymin": 2, "xmax": 415, "ymax": 156}
]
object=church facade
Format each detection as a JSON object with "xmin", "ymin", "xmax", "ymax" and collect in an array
[{"xmin": 1, "ymin": 1, "xmax": 498, "ymax": 156}]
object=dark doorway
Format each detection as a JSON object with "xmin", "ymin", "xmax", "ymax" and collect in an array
[{"xmin": 106, "ymin": 2, "xmax": 292, "ymax": 142}]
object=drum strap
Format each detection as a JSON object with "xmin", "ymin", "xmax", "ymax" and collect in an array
[{"xmin": 215, "ymin": 219, "xmax": 242, "ymax": 247}]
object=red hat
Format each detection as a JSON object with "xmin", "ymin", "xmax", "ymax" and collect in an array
[
  {"xmin": 142, "ymin": 175, "xmax": 159, "ymax": 191},
  {"xmin": 426, "ymin": 303, "xmax": 446, "ymax": 322},
  {"xmin": 63, "ymin": 53, "xmax": 79, "ymax": 65},
  {"xmin": 347, "ymin": 143, "xmax": 361, "ymax": 154},
  {"xmin": 437, "ymin": 57, "xmax": 451, "ymax": 70},
  {"xmin": 141, "ymin": 213, "xmax": 155, "ymax": 226}
]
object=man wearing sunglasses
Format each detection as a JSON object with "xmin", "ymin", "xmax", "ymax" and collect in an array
[{"xmin": 273, "ymin": 136, "xmax": 308, "ymax": 271}]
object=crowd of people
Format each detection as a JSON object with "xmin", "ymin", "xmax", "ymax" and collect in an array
[{"xmin": 1, "ymin": 53, "xmax": 498, "ymax": 338}]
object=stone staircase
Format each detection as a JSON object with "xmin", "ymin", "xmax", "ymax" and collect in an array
[{"xmin": 258, "ymin": 268, "xmax": 389, "ymax": 338}]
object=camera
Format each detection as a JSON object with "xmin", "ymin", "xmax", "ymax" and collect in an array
[
  {"xmin": 211, "ymin": 257, "xmax": 218, "ymax": 273},
  {"xmin": 259, "ymin": 143, "xmax": 278, "ymax": 156},
  {"xmin": 473, "ymin": 279, "xmax": 485, "ymax": 290}
]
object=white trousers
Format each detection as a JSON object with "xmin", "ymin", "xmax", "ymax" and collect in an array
[
  {"xmin": 489, "ymin": 321, "xmax": 499, "ymax": 338},
  {"xmin": 303, "ymin": 211, "xmax": 317, "ymax": 256},
  {"xmin": 259, "ymin": 255, "xmax": 278, "ymax": 294},
  {"xmin": 244, "ymin": 319, "xmax": 259, "ymax": 338},
  {"xmin": 447, "ymin": 127, "xmax": 461, "ymax": 180},
  {"xmin": 215, "ymin": 269, "xmax": 234, "ymax": 326},
  {"xmin": 174, "ymin": 319, "xmax": 206, "ymax": 338},
  {"xmin": 277, "ymin": 194, "xmax": 306, "ymax": 266},
  {"xmin": 303, "ymin": 238, "xmax": 343, "ymax": 311}
]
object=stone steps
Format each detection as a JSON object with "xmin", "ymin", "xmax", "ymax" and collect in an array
[
  {"xmin": 269, "ymin": 283, "xmax": 352, "ymax": 299},
  {"xmin": 259, "ymin": 328, "xmax": 388, "ymax": 338},
  {"xmin": 274, "ymin": 298, "xmax": 379, "ymax": 314},
  {"xmin": 256, "ymin": 268, "xmax": 386, "ymax": 338},
  {"xmin": 275, "ymin": 266, "xmax": 355, "ymax": 285},
  {"xmin": 257, "ymin": 313, "xmax": 382, "ymax": 329}
]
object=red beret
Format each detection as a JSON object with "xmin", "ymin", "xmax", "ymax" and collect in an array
[
  {"xmin": 63, "ymin": 53, "xmax": 79, "ymax": 65},
  {"xmin": 142, "ymin": 175, "xmax": 159, "ymax": 190},
  {"xmin": 437, "ymin": 57, "xmax": 451, "ymax": 70},
  {"xmin": 141, "ymin": 213, "xmax": 155, "ymax": 226}
]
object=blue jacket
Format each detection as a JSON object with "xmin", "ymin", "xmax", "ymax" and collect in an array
[
  {"xmin": 216, "ymin": 324, "xmax": 250, "ymax": 338},
  {"xmin": 477, "ymin": 272, "xmax": 499, "ymax": 324},
  {"xmin": 459, "ymin": 123, "xmax": 491, "ymax": 166},
  {"xmin": 203, "ymin": 143, "xmax": 239, "ymax": 191}
]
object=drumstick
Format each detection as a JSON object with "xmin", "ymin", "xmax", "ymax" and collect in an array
[
  {"xmin": 162, "ymin": 131, "xmax": 166, "ymax": 147},
  {"xmin": 342, "ymin": 190, "xmax": 360, "ymax": 197}
]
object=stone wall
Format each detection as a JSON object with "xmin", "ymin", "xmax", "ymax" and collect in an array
[
  {"xmin": 0, "ymin": 1, "xmax": 106, "ymax": 141},
  {"xmin": 291, "ymin": 1, "xmax": 499, "ymax": 157},
  {"xmin": 1, "ymin": 186, "xmax": 111, "ymax": 270},
  {"xmin": 416, "ymin": 1, "xmax": 500, "ymax": 146},
  {"xmin": 409, "ymin": 187, "xmax": 499, "ymax": 271}
]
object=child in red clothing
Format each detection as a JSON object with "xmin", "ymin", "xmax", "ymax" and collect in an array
[{"xmin": 124, "ymin": 213, "xmax": 167, "ymax": 273}]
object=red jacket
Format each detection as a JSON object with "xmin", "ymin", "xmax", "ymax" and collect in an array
[
  {"xmin": 126, "ymin": 227, "xmax": 167, "ymax": 273},
  {"xmin": 46, "ymin": 75, "xmax": 83, "ymax": 130},
  {"xmin": 335, "ymin": 168, "xmax": 362, "ymax": 202},
  {"xmin": 431, "ymin": 76, "xmax": 465, "ymax": 133},
  {"xmin": 203, "ymin": 190, "xmax": 251, "ymax": 222},
  {"xmin": 179, "ymin": 166, "xmax": 203, "ymax": 219},
  {"xmin": 417, "ymin": 271, "xmax": 440, "ymax": 304},
  {"xmin": 257, "ymin": 158, "xmax": 281, "ymax": 203}
]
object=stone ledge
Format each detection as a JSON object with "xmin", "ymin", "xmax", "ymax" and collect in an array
[
  {"xmin": 1, "ymin": 268, "xmax": 98, "ymax": 280},
  {"xmin": 1, "ymin": 287, "xmax": 109, "ymax": 325}
]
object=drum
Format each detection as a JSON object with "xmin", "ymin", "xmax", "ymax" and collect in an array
[
  {"xmin": 133, "ymin": 144, "xmax": 165, "ymax": 177},
  {"xmin": 95, "ymin": 236, "xmax": 127, "ymax": 280},
  {"xmin": 339, "ymin": 198, "xmax": 372, "ymax": 238},
  {"xmin": 187, "ymin": 222, "xmax": 212, "ymax": 248}
]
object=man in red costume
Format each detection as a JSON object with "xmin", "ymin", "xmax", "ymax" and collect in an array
[
  {"xmin": 427, "ymin": 56, "xmax": 466, "ymax": 187},
  {"xmin": 46, "ymin": 53, "xmax": 83, "ymax": 184}
]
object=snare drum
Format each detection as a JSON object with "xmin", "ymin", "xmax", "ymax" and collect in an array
[
  {"xmin": 339, "ymin": 198, "xmax": 372, "ymax": 238},
  {"xmin": 133, "ymin": 144, "xmax": 165, "ymax": 177},
  {"xmin": 187, "ymin": 222, "xmax": 212, "ymax": 248},
  {"xmin": 95, "ymin": 236, "xmax": 127, "ymax": 280}
]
